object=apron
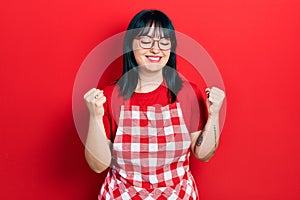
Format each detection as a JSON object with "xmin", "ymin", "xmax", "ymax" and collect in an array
[{"xmin": 99, "ymin": 101, "xmax": 199, "ymax": 200}]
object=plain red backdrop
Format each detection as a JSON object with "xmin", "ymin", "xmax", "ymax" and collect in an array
[{"xmin": 1, "ymin": 0, "xmax": 300, "ymax": 199}]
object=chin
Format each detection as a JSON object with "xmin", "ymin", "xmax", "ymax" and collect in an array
[{"xmin": 143, "ymin": 63, "xmax": 165, "ymax": 72}]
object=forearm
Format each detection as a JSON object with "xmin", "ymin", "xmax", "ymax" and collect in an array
[
  {"xmin": 85, "ymin": 115, "xmax": 112, "ymax": 173},
  {"xmin": 193, "ymin": 113, "xmax": 220, "ymax": 161}
]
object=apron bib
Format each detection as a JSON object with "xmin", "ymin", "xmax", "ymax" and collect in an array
[{"xmin": 99, "ymin": 102, "xmax": 199, "ymax": 200}]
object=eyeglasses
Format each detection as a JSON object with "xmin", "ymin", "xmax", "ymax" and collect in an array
[{"xmin": 137, "ymin": 36, "xmax": 171, "ymax": 51}]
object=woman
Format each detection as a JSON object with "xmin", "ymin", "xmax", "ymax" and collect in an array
[{"xmin": 84, "ymin": 9, "xmax": 225, "ymax": 200}]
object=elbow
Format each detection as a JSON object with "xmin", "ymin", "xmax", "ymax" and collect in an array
[
  {"xmin": 193, "ymin": 148, "xmax": 214, "ymax": 162},
  {"xmin": 198, "ymin": 154, "xmax": 213, "ymax": 162},
  {"xmin": 194, "ymin": 153, "xmax": 211, "ymax": 162},
  {"xmin": 84, "ymin": 149, "xmax": 111, "ymax": 173},
  {"xmin": 92, "ymin": 159, "xmax": 111, "ymax": 174},
  {"xmin": 93, "ymin": 164, "xmax": 110, "ymax": 174}
]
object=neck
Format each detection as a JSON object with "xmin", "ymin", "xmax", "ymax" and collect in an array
[{"xmin": 136, "ymin": 69, "xmax": 164, "ymax": 93}]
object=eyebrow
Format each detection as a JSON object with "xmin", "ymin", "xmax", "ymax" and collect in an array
[{"xmin": 144, "ymin": 35, "xmax": 167, "ymax": 39}]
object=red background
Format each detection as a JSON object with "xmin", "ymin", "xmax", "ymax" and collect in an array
[{"xmin": 1, "ymin": 0, "xmax": 300, "ymax": 199}]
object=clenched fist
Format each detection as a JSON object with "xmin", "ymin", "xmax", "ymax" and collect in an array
[
  {"xmin": 205, "ymin": 87, "xmax": 225, "ymax": 116},
  {"xmin": 84, "ymin": 88, "xmax": 107, "ymax": 118}
]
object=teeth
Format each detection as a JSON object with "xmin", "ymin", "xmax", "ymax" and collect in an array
[{"xmin": 147, "ymin": 56, "xmax": 160, "ymax": 61}]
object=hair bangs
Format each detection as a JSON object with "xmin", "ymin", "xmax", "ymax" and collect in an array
[{"xmin": 136, "ymin": 20, "xmax": 173, "ymax": 39}]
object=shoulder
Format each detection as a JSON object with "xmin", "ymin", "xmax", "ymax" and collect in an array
[
  {"xmin": 103, "ymin": 83, "xmax": 124, "ymax": 107},
  {"xmin": 103, "ymin": 84, "xmax": 120, "ymax": 97},
  {"xmin": 180, "ymin": 80, "xmax": 203, "ymax": 98},
  {"xmin": 103, "ymin": 83, "xmax": 117, "ymax": 93}
]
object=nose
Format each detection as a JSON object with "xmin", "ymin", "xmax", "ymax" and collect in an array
[{"xmin": 150, "ymin": 41, "xmax": 160, "ymax": 53}]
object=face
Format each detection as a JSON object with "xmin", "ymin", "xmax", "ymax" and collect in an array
[{"xmin": 132, "ymin": 24, "xmax": 171, "ymax": 73}]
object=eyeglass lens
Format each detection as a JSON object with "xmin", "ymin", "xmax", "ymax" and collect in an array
[{"xmin": 139, "ymin": 36, "xmax": 171, "ymax": 50}]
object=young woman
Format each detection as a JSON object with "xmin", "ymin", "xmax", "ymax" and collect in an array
[{"xmin": 84, "ymin": 9, "xmax": 225, "ymax": 200}]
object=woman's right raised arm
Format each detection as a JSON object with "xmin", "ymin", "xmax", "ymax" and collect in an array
[{"xmin": 84, "ymin": 88, "xmax": 112, "ymax": 173}]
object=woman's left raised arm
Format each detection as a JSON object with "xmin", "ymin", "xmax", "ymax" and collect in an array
[{"xmin": 190, "ymin": 87, "xmax": 226, "ymax": 162}]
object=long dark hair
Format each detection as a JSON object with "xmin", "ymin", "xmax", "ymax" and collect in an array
[{"xmin": 118, "ymin": 9, "xmax": 182, "ymax": 103}]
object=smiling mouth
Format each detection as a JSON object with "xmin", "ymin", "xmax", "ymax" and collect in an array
[{"xmin": 146, "ymin": 56, "xmax": 162, "ymax": 62}]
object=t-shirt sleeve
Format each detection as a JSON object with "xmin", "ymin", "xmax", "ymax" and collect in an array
[
  {"xmin": 102, "ymin": 85, "xmax": 119, "ymax": 142},
  {"xmin": 192, "ymin": 83, "xmax": 207, "ymax": 131},
  {"xmin": 179, "ymin": 81, "xmax": 207, "ymax": 133}
]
